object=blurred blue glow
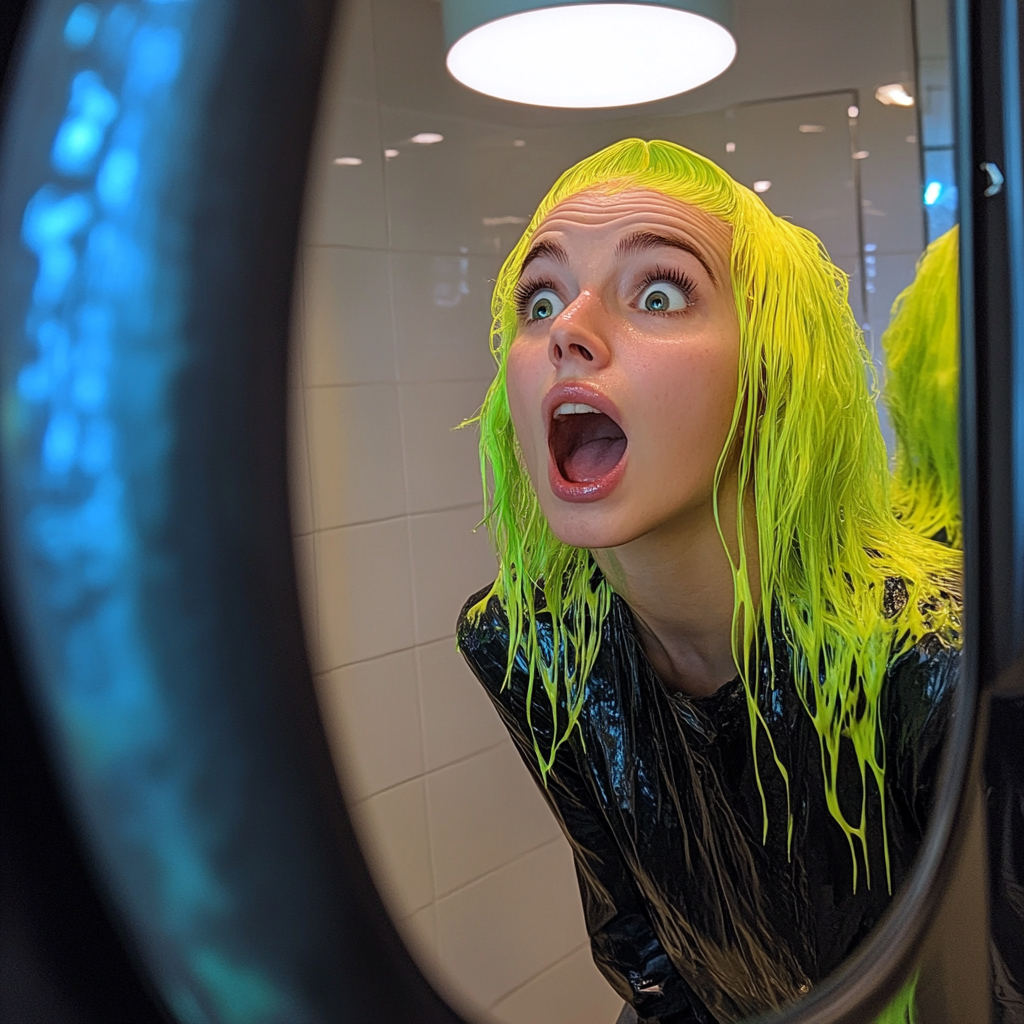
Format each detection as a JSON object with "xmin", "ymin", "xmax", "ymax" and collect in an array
[
  {"xmin": 42, "ymin": 411, "xmax": 81, "ymax": 474},
  {"xmin": 86, "ymin": 222, "xmax": 141, "ymax": 294},
  {"xmin": 79, "ymin": 418, "xmax": 115, "ymax": 473},
  {"xmin": 64, "ymin": 4, "xmax": 101, "ymax": 48},
  {"xmin": 22, "ymin": 187, "xmax": 92, "ymax": 251},
  {"xmin": 18, "ymin": 362, "xmax": 51, "ymax": 402},
  {"xmin": 52, "ymin": 118, "xmax": 104, "ymax": 174},
  {"xmin": 126, "ymin": 26, "xmax": 183, "ymax": 95},
  {"xmin": 38, "ymin": 317, "xmax": 72, "ymax": 362},
  {"xmin": 4, "ymin": 2, "xmax": 301, "ymax": 1019},
  {"xmin": 924, "ymin": 180, "xmax": 943, "ymax": 205},
  {"xmin": 100, "ymin": 4, "xmax": 138, "ymax": 57},
  {"xmin": 51, "ymin": 71, "xmax": 119, "ymax": 175},
  {"xmin": 71, "ymin": 69, "xmax": 119, "ymax": 122},
  {"xmin": 97, "ymin": 148, "xmax": 140, "ymax": 209},
  {"xmin": 33, "ymin": 243, "xmax": 78, "ymax": 304}
]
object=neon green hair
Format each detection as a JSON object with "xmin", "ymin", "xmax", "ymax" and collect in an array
[
  {"xmin": 881, "ymin": 226, "xmax": 961, "ymax": 547},
  {"xmin": 466, "ymin": 139, "xmax": 960, "ymax": 891}
]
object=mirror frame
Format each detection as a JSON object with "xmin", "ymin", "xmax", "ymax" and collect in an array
[{"xmin": 0, "ymin": 0, "xmax": 1019, "ymax": 1021}]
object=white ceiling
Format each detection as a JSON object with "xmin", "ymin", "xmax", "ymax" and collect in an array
[{"xmin": 372, "ymin": 0, "xmax": 918, "ymax": 127}]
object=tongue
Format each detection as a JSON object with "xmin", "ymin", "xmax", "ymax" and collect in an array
[{"xmin": 564, "ymin": 437, "xmax": 627, "ymax": 482}]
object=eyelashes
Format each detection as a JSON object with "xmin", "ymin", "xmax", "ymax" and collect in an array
[
  {"xmin": 636, "ymin": 265, "xmax": 698, "ymax": 306},
  {"xmin": 514, "ymin": 266, "xmax": 700, "ymax": 321},
  {"xmin": 514, "ymin": 276, "xmax": 557, "ymax": 320}
]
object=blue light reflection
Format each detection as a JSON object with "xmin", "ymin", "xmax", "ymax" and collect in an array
[
  {"xmin": 64, "ymin": 3, "xmax": 101, "ymax": 48},
  {"xmin": 2, "ymin": 1, "xmax": 302, "ymax": 1020}
]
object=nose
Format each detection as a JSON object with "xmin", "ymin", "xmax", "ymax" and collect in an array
[{"xmin": 547, "ymin": 290, "xmax": 611, "ymax": 371}]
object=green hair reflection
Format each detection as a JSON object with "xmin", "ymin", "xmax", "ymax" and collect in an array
[
  {"xmin": 881, "ymin": 226, "xmax": 961, "ymax": 547},
  {"xmin": 465, "ymin": 139, "xmax": 960, "ymax": 891}
]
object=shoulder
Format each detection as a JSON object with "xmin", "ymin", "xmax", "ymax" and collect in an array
[
  {"xmin": 884, "ymin": 630, "xmax": 960, "ymax": 752},
  {"xmin": 456, "ymin": 583, "xmax": 512, "ymax": 698}
]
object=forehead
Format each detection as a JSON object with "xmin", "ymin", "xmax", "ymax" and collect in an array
[{"xmin": 529, "ymin": 189, "xmax": 732, "ymax": 276}]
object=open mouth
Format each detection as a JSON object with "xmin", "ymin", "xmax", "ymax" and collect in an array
[{"xmin": 549, "ymin": 403, "xmax": 628, "ymax": 483}]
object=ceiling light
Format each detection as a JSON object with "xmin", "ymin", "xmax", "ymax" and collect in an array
[
  {"xmin": 513, "ymin": 139, "xmax": 526, "ymax": 147},
  {"xmin": 799, "ymin": 124, "xmax": 825, "ymax": 133},
  {"xmin": 333, "ymin": 157, "xmax": 363, "ymax": 166},
  {"xmin": 853, "ymin": 150, "xmax": 870, "ymax": 160},
  {"xmin": 753, "ymin": 180, "xmax": 771, "ymax": 193},
  {"xmin": 411, "ymin": 132, "xmax": 444, "ymax": 144},
  {"xmin": 725, "ymin": 141, "xmax": 736, "ymax": 153},
  {"xmin": 875, "ymin": 83, "xmax": 915, "ymax": 107},
  {"xmin": 443, "ymin": 1, "xmax": 736, "ymax": 108},
  {"xmin": 847, "ymin": 105, "xmax": 859, "ymax": 118},
  {"xmin": 384, "ymin": 148, "xmax": 399, "ymax": 158}
]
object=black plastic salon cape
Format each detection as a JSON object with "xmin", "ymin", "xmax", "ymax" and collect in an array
[{"xmin": 457, "ymin": 584, "xmax": 958, "ymax": 1024}]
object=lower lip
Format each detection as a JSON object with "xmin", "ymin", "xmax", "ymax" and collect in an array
[{"xmin": 547, "ymin": 447, "xmax": 628, "ymax": 504}]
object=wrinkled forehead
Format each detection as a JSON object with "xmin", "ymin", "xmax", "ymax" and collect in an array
[{"xmin": 527, "ymin": 188, "xmax": 733, "ymax": 283}]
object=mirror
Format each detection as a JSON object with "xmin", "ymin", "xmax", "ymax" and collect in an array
[
  {"xmin": 289, "ymin": 0, "xmax": 971, "ymax": 1021},
  {"xmin": 4, "ymin": 0, "xmax": 1017, "ymax": 1020}
]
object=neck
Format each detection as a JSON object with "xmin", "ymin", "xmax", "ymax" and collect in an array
[{"xmin": 592, "ymin": 473, "xmax": 759, "ymax": 697}]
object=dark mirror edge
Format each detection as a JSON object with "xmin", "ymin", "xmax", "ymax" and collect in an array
[{"xmin": 0, "ymin": 0, "xmax": 1016, "ymax": 1021}]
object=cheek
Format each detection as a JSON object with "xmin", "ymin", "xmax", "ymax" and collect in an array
[
  {"xmin": 632, "ymin": 328, "xmax": 739, "ymax": 466},
  {"xmin": 505, "ymin": 341, "xmax": 547, "ymax": 467}
]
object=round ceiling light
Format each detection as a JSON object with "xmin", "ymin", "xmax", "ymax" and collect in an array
[{"xmin": 443, "ymin": 1, "xmax": 736, "ymax": 109}]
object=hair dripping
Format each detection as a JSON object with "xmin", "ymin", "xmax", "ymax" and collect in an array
[{"xmin": 461, "ymin": 139, "xmax": 962, "ymax": 891}]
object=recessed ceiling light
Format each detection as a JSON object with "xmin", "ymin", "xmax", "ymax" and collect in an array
[
  {"xmin": 513, "ymin": 139, "xmax": 526, "ymax": 147},
  {"xmin": 333, "ymin": 157, "xmax": 363, "ymax": 166},
  {"xmin": 443, "ymin": 1, "xmax": 736, "ymax": 108},
  {"xmin": 411, "ymin": 132, "xmax": 444, "ymax": 144},
  {"xmin": 384, "ymin": 148, "xmax": 399, "ymax": 158},
  {"xmin": 753, "ymin": 180, "xmax": 771, "ymax": 193},
  {"xmin": 799, "ymin": 124, "xmax": 826, "ymax": 133},
  {"xmin": 906, "ymin": 135, "xmax": 918, "ymax": 144},
  {"xmin": 853, "ymin": 150, "xmax": 870, "ymax": 160},
  {"xmin": 875, "ymin": 83, "xmax": 915, "ymax": 107},
  {"xmin": 725, "ymin": 141, "xmax": 736, "ymax": 153},
  {"xmin": 848, "ymin": 105, "xmax": 860, "ymax": 118}
]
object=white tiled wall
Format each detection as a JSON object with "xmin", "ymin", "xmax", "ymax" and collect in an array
[
  {"xmin": 291, "ymin": 1, "xmax": 926, "ymax": 1020},
  {"xmin": 290, "ymin": 4, "xmax": 622, "ymax": 1019}
]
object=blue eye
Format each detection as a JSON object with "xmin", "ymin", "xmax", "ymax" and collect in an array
[
  {"xmin": 528, "ymin": 288, "xmax": 564, "ymax": 321},
  {"xmin": 639, "ymin": 280, "xmax": 689, "ymax": 312}
]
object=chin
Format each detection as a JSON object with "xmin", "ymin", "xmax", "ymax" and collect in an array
[{"xmin": 538, "ymin": 493, "xmax": 649, "ymax": 552}]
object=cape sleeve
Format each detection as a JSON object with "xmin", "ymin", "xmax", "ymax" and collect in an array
[
  {"xmin": 456, "ymin": 589, "xmax": 713, "ymax": 1024},
  {"xmin": 884, "ymin": 635, "xmax": 960, "ymax": 837}
]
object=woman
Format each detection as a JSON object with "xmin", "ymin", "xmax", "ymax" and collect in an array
[
  {"xmin": 881, "ymin": 225, "xmax": 961, "ymax": 547},
  {"xmin": 457, "ymin": 140, "xmax": 960, "ymax": 1024}
]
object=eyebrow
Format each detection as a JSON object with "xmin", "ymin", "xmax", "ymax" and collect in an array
[
  {"xmin": 519, "ymin": 239, "xmax": 569, "ymax": 276},
  {"xmin": 614, "ymin": 231, "xmax": 718, "ymax": 285}
]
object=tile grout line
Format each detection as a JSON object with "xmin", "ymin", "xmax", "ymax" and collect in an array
[
  {"xmin": 309, "ymin": 500, "xmax": 483, "ymax": 536},
  {"xmin": 306, "ymin": 239, "xmax": 506, "ymax": 261},
  {"xmin": 487, "ymin": 941, "xmax": 594, "ymax": 1012},
  {"xmin": 351, "ymin": 736, "xmax": 510, "ymax": 805},
  {"xmin": 431, "ymin": 834, "xmax": 566, "ymax": 904},
  {"xmin": 302, "ymin": 378, "xmax": 495, "ymax": 389}
]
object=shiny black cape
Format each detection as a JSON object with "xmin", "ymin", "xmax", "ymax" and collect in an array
[{"xmin": 457, "ymin": 586, "xmax": 958, "ymax": 1024}]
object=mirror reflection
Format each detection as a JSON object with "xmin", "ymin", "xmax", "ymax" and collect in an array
[{"xmin": 288, "ymin": 1, "xmax": 962, "ymax": 1021}]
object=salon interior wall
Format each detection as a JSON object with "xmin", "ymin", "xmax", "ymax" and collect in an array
[{"xmin": 289, "ymin": 1, "xmax": 931, "ymax": 1020}]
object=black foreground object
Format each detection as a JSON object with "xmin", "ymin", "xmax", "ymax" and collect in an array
[{"xmin": 0, "ymin": 0, "xmax": 461, "ymax": 1020}]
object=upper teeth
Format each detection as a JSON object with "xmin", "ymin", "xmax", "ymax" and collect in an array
[{"xmin": 554, "ymin": 403, "xmax": 600, "ymax": 417}]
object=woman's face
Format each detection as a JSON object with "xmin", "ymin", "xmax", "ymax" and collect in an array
[{"xmin": 505, "ymin": 188, "xmax": 740, "ymax": 550}]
